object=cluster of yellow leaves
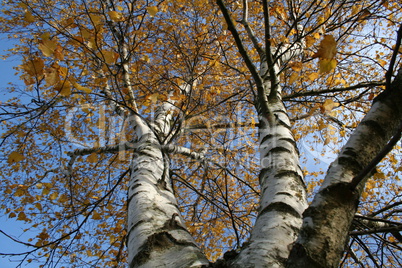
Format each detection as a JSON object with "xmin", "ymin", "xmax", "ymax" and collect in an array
[{"xmin": 313, "ymin": 35, "xmax": 337, "ymax": 73}]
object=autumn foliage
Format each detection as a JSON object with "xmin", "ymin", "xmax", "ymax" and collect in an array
[{"xmin": 0, "ymin": 0, "xmax": 401, "ymax": 267}]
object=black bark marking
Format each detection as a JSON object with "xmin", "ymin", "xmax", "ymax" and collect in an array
[
  {"xmin": 258, "ymin": 201, "xmax": 302, "ymax": 219},
  {"xmin": 268, "ymin": 146, "xmax": 292, "ymax": 155},
  {"xmin": 260, "ymin": 134, "xmax": 274, "ymax": 145},
  {"xmin": 130, "ymin": 183, "xmax": 142, "ymax": 191},
  {"xmin": 360, "ymin": 120, "xmax": 386, "ymax": 138},
  {"xmin": 132, "ymin": 231, "xmax": 198, "ymax": 267}
]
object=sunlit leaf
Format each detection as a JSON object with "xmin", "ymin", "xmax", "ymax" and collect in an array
[
  {"xmin": 108, "ymin": 11, "xmax": 123, "ymax": 22},
  {"xmin": 101, "ymin": 50, "xmax": 119, "ymax": 65},
  {"xmin": 24, "ymin": 11, "xmax": 36, "ymax": 23},
  {"xmin": 92, "ymin": 211, "xmax": 102, "ymax": 220},
  {"xmin": 308, "ymin": 72, "xmax": 319, "ymax": 81},
  {"xmin": 17, "ymin": 212, "xmax": 28, "ymax": 221},
  {"xmin": 57, "ymin": 80, "xmax": 72, "ymax": 96},
  {"xmin": 87, "ymin": 152, "xmax": 98, "ymax": 163},
  {"xmin": 74, "ymin": 83, "xmax": 92, "ymax": 94},
  {"xmin": 38, "ymin": 33, "xmax": 58, "ymax": 57},
  {"xmin": 22, "ymin": 58, "xmax": 45, "ymax": 76},
  {"xmin": 49, "ymin": 192, "xmax": 59, "ymax": 200},
  {"xmin": 146, "ymin": 6, "xmax": 158, "ymax": 17},
  {"xmin": 146, "ymin": 93, "xmax": 159, "ymax": 104},
  {"xmin": 313, "ymin": 35, "xmax": 337, "ymax": 59},
  {"xmin": 89, "ymin": 14, "xmax": 102, "ymax": 26},
  {"xmin": 321, "ymin": 99, "xmax": 339, "ymax": 113},
  {"xmin": 8, "ymin": 151, "xmax": 24, "ymax": 164},
  {"xmin": 289, "ymin": 62, "xmax": 303, "ymax": 72},
  {"xmin": 289, "ymin": 72, "xmax": 299, "ymax": 84},
  {"xmin": 319, "ymin": 58, "xmax": 337, "ymax": 73}
]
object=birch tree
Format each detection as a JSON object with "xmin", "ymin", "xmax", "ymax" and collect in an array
[{"xmin": 0, "ymin": 0, "xmax": 401, "ymax": 267}]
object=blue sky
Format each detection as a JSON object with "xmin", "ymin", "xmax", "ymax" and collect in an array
[{"xmin": 0, "ymin": 35, "xmax": 38, "ymax": 268}]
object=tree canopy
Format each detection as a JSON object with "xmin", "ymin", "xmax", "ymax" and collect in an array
[{"xmin": 0, "ymin": 0, "xmax": 401, "ymax": 267}]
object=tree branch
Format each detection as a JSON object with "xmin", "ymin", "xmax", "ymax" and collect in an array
[
  {"xmin": 385, "ymin": 23, "xmax": 402, "ymax": 91},
  {"xmin": 216, "ymin": 0, "xmax": 262, "ymax": 88},
  {"xmin": 350, "ymin": 225, "xmax": 402, "ymax": 236},
  {"xmin": 262, "ymin": 0, "xmax": 280, "ymax": 99},
  {"xmin": 283, "ymin": 81, "xmax": 385, "ymax": 100},
  {"xmin": 240, "ymin": 0, "xmax": 264, "ymax": 58}
]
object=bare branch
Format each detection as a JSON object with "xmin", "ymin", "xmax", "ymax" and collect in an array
[
  {"xmin": 216, "ymin": 0, "xmax": 262, "ymax": 88},
  {"xmin": 283, "ymin": 81, "xmax": 385, "ymax": 100},
  {"xmin": 240, "ymin": 0, "xmax": 264, "ymax": 57},
  {"xmin": 385, "ymin": 22, "xmax": 402, "ymax": 90}
]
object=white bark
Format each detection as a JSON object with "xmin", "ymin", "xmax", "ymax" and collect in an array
[
  {"xmin": 127, "ymin": 102, "xmax": 208, "ymax": 267},
  {"xmin": 233, "ymin": 95, "xmax": 307, "ymax": 267},
  {"xmin": 233, "ymin": 32, "xmax": 307, "ymax": 267}
]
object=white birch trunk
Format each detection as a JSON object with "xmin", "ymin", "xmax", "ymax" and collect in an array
[
  {"xmin": 231, "ymin": 34, "xmax": 307, "ymax": 267},
  {"xmin": 127, "ymin": 95, "xmax": 208, "ymax": 267},
  {"xmin": 233, "ymin": 93, "xmax": 308, "ymax": 267},
  {"xmin": 287, "ymin": 70, "xmax": 402, "ymax": 267}
]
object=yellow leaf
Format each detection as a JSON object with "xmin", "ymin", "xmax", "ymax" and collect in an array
[
  {"xmin": 58, "ymin": 194, "xmax": 69, "ymax": 203},
  {"xmin": 38, "ymin": 33, "xmax": 57, "ymax": 57},
  {"xmin": 305, "ymin": 36, "xmax": 316, "ymax": 48},
  {"xmin": 322, "ymin": 99, "xmax": 339, "ymax": 112},
  {"xmin": 8, "ymin": 212, "xmax": 16, "ymax": 218},
  {"xmin": 17, "ymin": 212, "xmax": 27, "ymax": 221},
  {"xmin": 92, "ymin": 211, "xmax": 102, "ymax": 220},
  {"xmin": 378, "ymin": 59, "xmax": 387, "ymax": 67},
  {"xmin": 35, "ymin": 203, "xmax": 43, "ymax": 210},
  {"xmin": 87, "ymin": 152, "xmax": 98, "ymax": 163},
  {"xmin": 313, "ymin": 35, "xmax": 337, "ymax": 59},
  {"xmin": 141, "ymin": 54, "xmax": 150, "ymax": 63},
  {"xmin": 58, "ymin": 80, "xmax": 72, "ymax": 96},
  {"xmin": 57, "ymin": 66, "xmax": 68, "ymax": 78},
  {"xmin": 319, "ymin": 58, "xmax": 337, "ymax": 73},
  {"xmin": 42, "ymin": 188, "xmax": 50, "ymax": 195},
  {"xmin": 8, "ymin": 151, "xmax": 24, "ymax": 164},
  {"xmin": 308, "ymin": 72, "xmax": 319, "ymax": 81},
  {"xmin": 24, "ymin": 11, "xmax": 36, "ymax": 23},
  {"xmin": 101, "ymin": 50, "xmax": 119, "ymax": 65},
  {"xmin": 289, "ymin": 72, "xmax": 299, "ymax": 84},
  {"xmin": 74, "ymin": 83, "xmax": 92, "ymax": 93},
  {"xmin": 49, "ymin": 192, "xmax": 58, "ymax": 200},
  {"xmin": 289, "ymin": 62, "xmax": 303, "ymax": 72},
  {"xmin": 251, "ymin": 117, "xmax": 256, "ymax": 127},
  {"xmin": 89, "ymin": 14, "xmax": 102, "ymax": 26},
  {"xmin": 351, "ymin": 5, "xmax": 361, "ymax": 16},
  {"xmin": 108, "ymin": 11, "xmax": 123, "ymax": 22},
  {"xmin": 45, "ymin": 67, "xmax": 60, "ymax": 86},
  {"xmin": 147, "ymin": 6, "xmax": 158, "ymax": 17},
  {"xmin": 22, "ymin": 58, "xmax": 44, "ymax": 76},
  {"xmin": 146, "ymin": 93, "xmax": 159, "ymax": 104}
]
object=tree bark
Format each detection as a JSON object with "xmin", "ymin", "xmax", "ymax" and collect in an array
[
  {"xmin": 287, "ymin": 69, "xmax": 402, "ymax": 267},
  {"xmin": 127, "ymin": 112, "xmax": 208, "ymax": 267},
  {"xmin": 233, "ymin": 81, "xmax": 308, "ymax": 267}
]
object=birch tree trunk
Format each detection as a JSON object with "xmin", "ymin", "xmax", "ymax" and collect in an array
[
  {"xmin": 232, "ymin": 43, "xmax": 308, "ymax": 267},
  {"xmin": 127, "ymin": 102, "xmax": 208, "ymax": 267},
  {"xmin": 286, "ymin": 69, "xmax": 402, "ymax": 267}
]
